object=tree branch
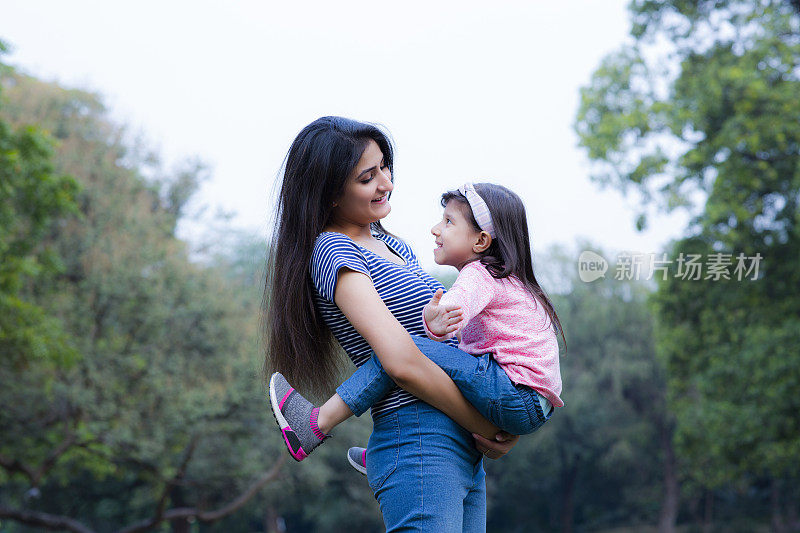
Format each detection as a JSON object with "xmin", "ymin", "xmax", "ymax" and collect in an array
[
  {"xmin": 117, "ymin": 455, "xmax": 287, "ymax": 533},
  {"xmin": 192, "ymin": 455, "xmax": 287, "ymax": 522},
  {"xmin": 0, "ymin": 506, "xmax": 96, "ymax": 533},
  {"xmin": 153, "ymin": 436, "xmax": 199, "ymax": 524},
  {"xmin": 0, "ymin": 432, "xmax": 104, "ymax": 488},
  {"xmin": 35, "ymin": 433, "xmax": 78, "ymax": 485},
  {"xmin": 0, "ymin": 453, "xmax": 37, "ymax": 484}
]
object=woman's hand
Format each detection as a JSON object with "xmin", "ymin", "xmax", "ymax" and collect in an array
[{"xmin": 472, "ymin": 431, "xmax": 519, "ymax": 460}]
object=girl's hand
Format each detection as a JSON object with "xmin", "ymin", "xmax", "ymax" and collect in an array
[
  {"xmin": 472, "ymin": 431, "xmax": 519, "ymax": 460},
  {"xmin": 423, "ymin": 289, "xmax": 463, "ymax": 338}
]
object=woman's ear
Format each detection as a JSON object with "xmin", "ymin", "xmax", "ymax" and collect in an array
[{"xmin": 473, "ymin": 232, "xmax": 492, "ymax": 253}]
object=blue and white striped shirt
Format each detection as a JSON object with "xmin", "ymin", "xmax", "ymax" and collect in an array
[{"xmin": 310, "ymin": 231, "xmax": 458, "ymax": 416}]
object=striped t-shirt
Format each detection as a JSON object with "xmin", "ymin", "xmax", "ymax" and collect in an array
[{"xmin": 310, "ymin": 231, "xmax": 458, "ymax": 416}]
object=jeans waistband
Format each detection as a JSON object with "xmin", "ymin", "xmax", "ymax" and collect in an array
[{"xmin": 515, "ymin": 383, "xmax": 553, "ymax": 417}]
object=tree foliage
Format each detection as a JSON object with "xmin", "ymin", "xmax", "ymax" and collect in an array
[
  {"xmin": 0, "ymin": 40, "xmax": 80, "ymax": 372},
  {"xmin": 486, "ymin": 245, "xmax": 674, "ymax": 533},
  {"xmin": 6, "ymin": 3, "xmax": 800, "ymax": 525},
  {"xmin": 0, "ymin": 50, "xmax": 291, "ymax": 531},
  {"xmin": 576, "ymin": 1, "xmax": 800, "ymax": 528},
  {"xmin": 0, "ymin": 46, "xmax": 389, "ymax": 531}
]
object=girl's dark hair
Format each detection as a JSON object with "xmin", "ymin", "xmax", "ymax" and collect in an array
[
  {"xmin": 264, "ymin": 116, "xmax": 394, "ymax": 395},
  {"xmin": 442, "ymin": 183, "xmax": 566, "ymax": 349}
]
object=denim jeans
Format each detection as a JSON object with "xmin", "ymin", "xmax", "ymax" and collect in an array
[
  {"xmin": 337, "ymin": 336, "xmax": 553, "ymax": 437},
  {"xmin": 368, "ymin": 400, "xmax": 486, "ymax": 532}
]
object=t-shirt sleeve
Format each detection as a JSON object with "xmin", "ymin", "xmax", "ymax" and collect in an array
[
  {"xmin": 310, "ymin": 233, "xmax": 371, "ymax": 302},
  {"xmin": 440, "ymin": 261, "xmax": 496, "ymax": 324}
]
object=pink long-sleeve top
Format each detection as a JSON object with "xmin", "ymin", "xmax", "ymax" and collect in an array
[{"xmin": 424, "ymin": 261, "xmax": 563, "ymax": 407}]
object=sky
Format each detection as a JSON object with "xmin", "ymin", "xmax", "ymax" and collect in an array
[{"xmin": 3, "ymin": 0, "xmax": 690, "ymax": 271}]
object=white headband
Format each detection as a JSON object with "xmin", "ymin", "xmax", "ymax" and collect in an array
[{"xmin": 458, "ymin": 183, "xmax": 495, "ymax": 239}]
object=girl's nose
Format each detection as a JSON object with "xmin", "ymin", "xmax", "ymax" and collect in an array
[{"xmin": 431, "ymin": 223, "xmax": 440, "ymax": 235}]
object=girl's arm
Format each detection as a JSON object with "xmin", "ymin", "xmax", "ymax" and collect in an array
[
  {"xmin": 423, "ymin": 263, "xmax": 495, "ymax": 339},
  {"xmin": 334, "ymin": 269, "xmax": 499, "ymax": 440},
  {"xmin": 438, "ymin": 262, "xmax": 495, "ymax": 324}
]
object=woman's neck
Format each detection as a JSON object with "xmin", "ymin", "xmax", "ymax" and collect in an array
[{"xmin": 324, "ymin": 220, "xmax": 375, "ymax": 244}]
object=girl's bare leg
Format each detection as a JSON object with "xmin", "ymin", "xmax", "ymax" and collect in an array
[{"xmin": 317, "ymin": 393, "xmax": 353, "ymax": 434}]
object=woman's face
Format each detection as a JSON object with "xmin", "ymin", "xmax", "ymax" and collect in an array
[{"xmin": 332, "ymin": 139, "xmax": 393, "ymax": 227}]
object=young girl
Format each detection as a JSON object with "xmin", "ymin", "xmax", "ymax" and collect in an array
[{"xmin": 269, "ymin": 182, "xmax": 564, "ymax": 469}]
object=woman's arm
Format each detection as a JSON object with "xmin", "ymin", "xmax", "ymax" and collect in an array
[{"xmin": 335, "ymin": 269, "xmax": 499, "ymax": 439}]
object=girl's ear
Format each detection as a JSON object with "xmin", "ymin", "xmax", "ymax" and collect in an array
[{"xmin": 473, "ymin": 231, "xmax": 492, "ymax": 253}]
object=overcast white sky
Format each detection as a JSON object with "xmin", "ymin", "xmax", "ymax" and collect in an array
[{"xmin": 3, "ymin": 0, "xmax": 689, "ymax": 270}]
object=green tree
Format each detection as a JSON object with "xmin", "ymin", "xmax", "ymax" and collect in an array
[
  {"xmin": 0, "ymin": 39, "xmax": 79, "ymax": 371},
  {"xmin": 0, "ymin": 57, "xmax": 290, "ymax": 532},
  {"xmin": 575, "ymin": 1, "xmax": 800, "ymax": 529},
  {"xmin": 485, "ymin": 245, "xmax": 673, "ymax": 533},
  {"xmin": 0, "ymin": 55, "xmax": 389, "ymax": 533}
]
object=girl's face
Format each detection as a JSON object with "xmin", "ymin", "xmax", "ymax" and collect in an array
[
  {"xmin": 332, "ymin": 139, "xmax": 393, "ymax": 227},
  {"xmin": 431, "ymin": 200, "xmax": 483, "ymax": 270}
]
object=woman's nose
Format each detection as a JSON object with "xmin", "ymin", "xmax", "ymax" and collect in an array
[{"xmin": 378, "ymin": 170, "xmax": 393, "ymax": 191}]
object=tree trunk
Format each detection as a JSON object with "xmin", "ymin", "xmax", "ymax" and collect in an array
[
  {"xmin": 771, "ymin": 478, "xmax": 787, "ymax": 533},
  {"xmin": 170, "ymin": 518, "xmax": 191, "ymax": 533},
  {"xmin": 169, "ymin": 518, "xmax": 192, "ymax": 533},
  {"xmin": 702, "ymin": 491, "xmax": 713, "ymax": 533},
  {"xmin": 170, "ymin": 486, "xmax": 191, "ymax": 533},
  {"xmin": 787, "ymin": 495, "xmax": 799, "ymax": 532},
  {"xmin": 658, "ymin": 421, "xmax": 679, "ymax": 533},
  {"xmin": 560, "ymin": 461, "xmax": 579, "ymax": 533},
  {"xmin": 264, "ymin": 505, "xmax": 285, "ymax": 533}
]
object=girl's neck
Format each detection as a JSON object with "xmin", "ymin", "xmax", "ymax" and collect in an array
[{"xmin": 455, "ymin": 255, "xmax": 482, "ymax": 272}]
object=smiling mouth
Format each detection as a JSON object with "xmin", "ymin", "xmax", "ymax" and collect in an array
[{"xmin": 372, "ymin": 195, "xmax": 387, "ymax": 203}]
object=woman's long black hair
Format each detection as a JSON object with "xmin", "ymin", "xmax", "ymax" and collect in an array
[
  {"xmin": 264, "ymin": 117, "xmax": 394, "ymax": 395},
  {"xmin": 442, "ymin": 183, "xmax": 566, "ymax": 349}
]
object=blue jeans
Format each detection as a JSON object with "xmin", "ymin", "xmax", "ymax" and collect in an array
[
  {"xmin": 337, "ymin": 336, "xmax": 553, "ymax": 436},
  {"xmin": 368, "ymin": 401, "xmax": 486, "ymax": 532}
]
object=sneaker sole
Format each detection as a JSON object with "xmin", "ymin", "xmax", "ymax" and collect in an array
[
  {"xmin": 268, "ymin": 372, "xmax": 303, "ymax": 462},
  {"xmin": 348, "ymin": 453, "xmax": 367, "ymax": 476}
]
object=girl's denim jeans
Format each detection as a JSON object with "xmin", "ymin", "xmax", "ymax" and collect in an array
[{"xmin": 336, "ymin": 336, "xmax": 553, "ymax": 437}]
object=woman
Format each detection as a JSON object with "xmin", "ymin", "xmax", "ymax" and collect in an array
[{"xmin": 265, "ymin": 116, "xmax": 517, "ymax": 531}]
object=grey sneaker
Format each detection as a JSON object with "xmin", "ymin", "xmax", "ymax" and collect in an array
[
  {"xmin": 347, "ymin": 447, "xmax": 367, "ymax": 475},
  {"xmin": 268, "ymin": 372, "xmax": 328, "ymax": 461}
]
